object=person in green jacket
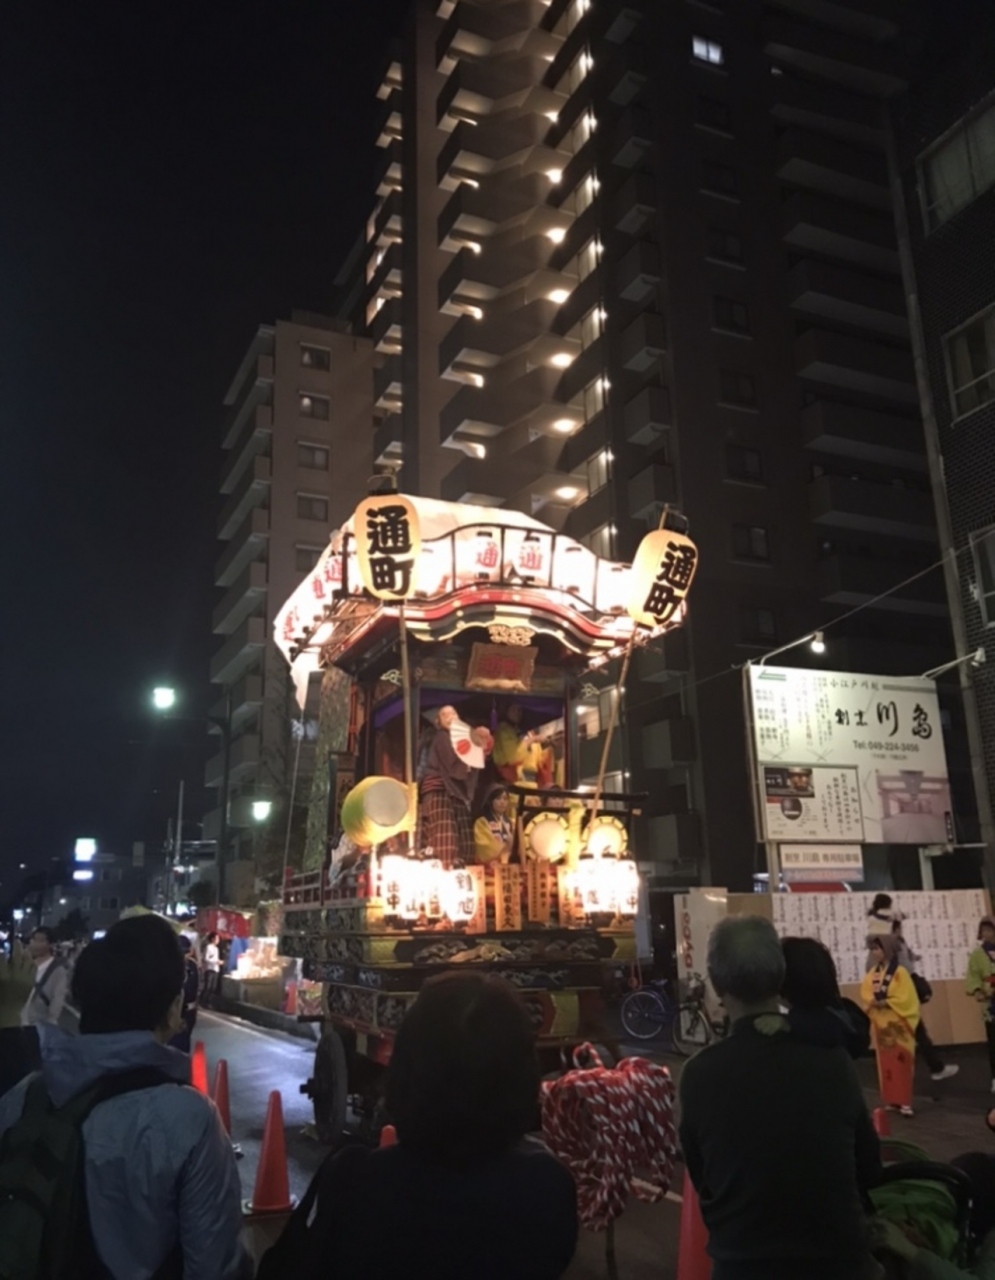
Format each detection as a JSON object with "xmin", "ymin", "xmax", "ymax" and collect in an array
[{"xmin": 966, "ymin": 917, "xmax": 995, "ymax": 1092}]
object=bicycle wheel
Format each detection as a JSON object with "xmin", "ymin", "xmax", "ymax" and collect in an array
[
  {"xmin": 620, "ymin": 990, "xmax": 670, "ymax": 1041},
  {"xmin": 671, "ymin": 1003, "xmax": 714, "ymax": 1057}
]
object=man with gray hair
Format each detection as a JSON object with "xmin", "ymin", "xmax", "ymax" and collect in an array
[{"xmin": 678, "ymin": 915, "xmax": 882, "ymax": 1280}]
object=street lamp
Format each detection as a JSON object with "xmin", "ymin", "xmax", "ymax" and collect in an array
[
  {"xmin": 152, "ymin": 686, "xmax": 177, "ymax": 711},
  {"xmin": 251, "ymin": 799, "xmax": 273, "ymax": 823}
]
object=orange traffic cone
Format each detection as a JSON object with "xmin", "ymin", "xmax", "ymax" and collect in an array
[
  {"xmin": 246, "ymin": 1091, "xmax": 294, "ymax": 1215},
  {"xmin": 191, "ymin": 1041, "xmax": 209, "ymax": 1096},
  {"xmin": 379, "ymin": 1123, "xmax": 397, "ymax": 1148},
  {"xmin": 676, "ymin": 1169, "xmax": 710, "ymax": 1280},
  {"xmin": 873, "ymin": 1107, "xmax": 891, "ymax": 1138},
  {"xmin": 212, "ymin": 1059, "xmax": 231, "ymax": 1136}
]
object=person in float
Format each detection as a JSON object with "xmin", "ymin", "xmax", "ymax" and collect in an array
[
  {"xmin": 493, "ymin": 703, "xmax": 548, "ymax": 790},
  {"xmin": 474, "ymin": 786, "xmax": 514, "ymax": 865},
  {"xmin": 967, "ymin": 916, "xmax": 995, "ymax": 1093},
  {"xmin": 866, "ymin": 892, "xmax": 902, "ymax": 936},
  {"xmin": 419, "ymin": 706, "xmax": 488, "ymax": 867},
  {"xmin": 861, "ymin": 932, "xmax": 920, "ymax": 1117}
]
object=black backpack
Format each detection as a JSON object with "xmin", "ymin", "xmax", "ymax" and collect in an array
[{"xmin": 0, "ymin": 1067, "xmax": 181, "ymax": 1280}]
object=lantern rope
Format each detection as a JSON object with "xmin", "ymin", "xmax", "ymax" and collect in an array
[{"xmin": 541, "ymin": 1044, "xmax": 678, "ymax": 1233}]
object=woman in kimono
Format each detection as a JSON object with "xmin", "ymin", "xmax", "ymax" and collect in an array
[
  {"xmin": 861, "ymin": 932, "xmax": 920, "ymax": 1116},
  {"xmin": 966, "ymin": 915, "xmax": 995, "ymax": 1092},
  {"xmin": 473, "ymin": 786, "xmax": 514, "ymax": 865}
]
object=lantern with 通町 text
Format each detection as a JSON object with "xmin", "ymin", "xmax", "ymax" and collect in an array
[
  {"xmin": 354, "ymin": 494, "xmax": 422, "ymax": 601},
  {"xmin": 627, "ymin": 529, "xmax": 699, "ymax": 630}
]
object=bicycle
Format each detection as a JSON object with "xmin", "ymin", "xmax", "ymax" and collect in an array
[{"xmin": 619, "ymin": 972, "xmax": 729, "ymax": 1056}]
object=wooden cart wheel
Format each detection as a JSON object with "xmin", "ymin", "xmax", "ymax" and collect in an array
[{"xmin": 311, "ymin": 1029, "xmax": 349, "ymax": 1147}]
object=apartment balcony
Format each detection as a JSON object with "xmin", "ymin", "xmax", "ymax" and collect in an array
[
  {"xmin": 633, "ymin": 629, "xmax": 690, "ymax": 681},
  {"xmin": 762, "ymin": 0, "xmax": 901, "ymax": 43},
  {"xmin": 440, "ymin": 365, "xmax": 564, "ymax": 443},
  {"xmin": 787, "ymin": 260, "xmax": 908, "ymax": 338},
  {"xmin": 795, "ymin": 329, "xmax": 916, "ymax": 403},
  {"xmin": 437, "ymin": 115, "xmax": 549, "ymax": 185},
  {"xmin": 817, "ymin": 554, "xmax": 946, "ymax": 616},
  {"xmin": 221, "ymin": 354, "xmax": 273, "ymax": 449},
  {"xmin": 212, "ymin": 560, "xmax": 268, "ymax": 636},
  {"xmin": 216, "ymin": 508, "xmax": 270, "ymax": 588},
  {"xmin": 209, "ymin": 673, "xmax": 264, "ymax": 736},
  {"xmin": 374, "ymin": 413, "xmax": 404, "ymax": 466},
  {"xmin": 776, "ymin": 130, "xmax": 891, "ymax": 210},
  {"xmin": 613, "ymin": 170, "xmax": 656, "ymax": 235},
  {"xmin": 205, "ymin": 731, "xmax": 261, "ymax": 789},
  {"xmin": 370, "ymin": 295, "xmax": 404, "ymax": 354},
  {"xmin": 616, "ymin": 241, "xmax": 661, "ymax": 303},
  {"xmin": 770, "ymin": 72, "xmax": 887, "ymax": 149},
  {"xmin": 374, "ymin": 355, "xmax": 403, "ymax": 412},
  {"xmin": 438, "ymin": 173, "xmax": 549, "ymax": 246},
  {"xmin": 624, "ymin": 385, "xmax": 672, "ymax": 446},
  {"xmin": 218, "ymin": 456, "xmax": 271, "ymax": 540},
  {"xmin": 563, "ymin": 485, "xmax": 612, "ymax": 542},
  {"xmin": 619, "ymin": 311, "xmax": 666, "ymax": 371},
  {"xmin": 373, "ymin": 139, "xmax": 403, "ymax": 196},
  {"xmin": 800, "ymin": 400, "xmax": 926, "ymax": 470},
  {"xmin": 439, "ymin": 299, "xmax": 559, "ymax": 377},
  {"xmin": 763, "ymin": 13, "xmax": 908, "ymax": 97},
  {"xmin": 437, "ymin": 56, "xmax": 548, "ymax": 123},
  {"xmin": 628, "ymin": 464, "xmax": 676, "ymax": 520},
  {"xmin": 441, "ymin": 433, "xmax": 565, "ymax": 504},
  {"xmin": 221, "ymin": 404, "xmax": 273, "ymax": 495},
  {"xmin": 374, "ymin": 89, "xmax": 403, "ymax": 148},
  {"xmin": 645, "ymin": 812, "xmax": 701, "ymax": 868},
  {"xmin": 554, "ymin": 341, "xmax": 604, "ymax": 405},
  {"xmin": 780, "ymin": 191, "xmax": 899, "ymax": 273},
  {"xmin": 439, "ymin": 239, "xmax": 551, "ymax": 307},
  {"xmin": 209, "ymin": 615, "xmax": 267, "ymax": 685},
  {"xmin": 610, "ymin": 106, "xmax": 653, "ymax": 169},
  {"xmin": 809, "ymin": 474, "xmax": 937, "ymax": 542},
  {"xmin": 366, "ymin": 242, "xmax": 403, "ymax": 304},
  {"xmin": 372, "ymin": 189, "xmax": 403, "ymax": 246},
  {"xmin": 642, "ymin": 717, "xmax": 696, "ymax": 769},
  {"xmin": 436, "ymin": 2, "xmax": 532, "ymax": 67}
]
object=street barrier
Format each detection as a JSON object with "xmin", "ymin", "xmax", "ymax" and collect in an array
[
  {"xmin": 873, "ymin": 1107, "xmax": 891, "ymax": 1138},
  {"xmin": 212, "ymin": 1059, "xmax": 232, "ymax": 1136},
  {"xmin": 191, "ymin": 1041, "xmax": 209, "ymax": 1096},
  {"xmin": 245, "ymin": 1091, "xmax": 295, "ymax": 1216},
  {"xmin": 379, "ymin": 1123, "xmax": 398, "ymax": 1148},
  {"xmin": 676, "ymin": 1169, "xmax": 710, "ymax": 1280}
]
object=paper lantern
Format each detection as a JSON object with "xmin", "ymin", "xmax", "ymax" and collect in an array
[
  {"xmin": 440, "ymin": 868, "xmax": 478, "ymax": 924},
  {"xmin": 583, "ymin": 814, "xmax": 628, "ymax": 857},
  {"xmin": 506, "ymin": 528, "xmax": 552, "ymax": 587},
  {"xmin": 522, "ymin": 812, "xmax": 570, "ymax": 863},
  {"xmin": 354, "ymin": 494, "xmax": 422, "ymax": 601},
  {"xmin": 627, "ymin": 528, "xmax": 699, "ymax": 629},
  {"xmin": 341, "ymin": 777, "xmax": 414, "ymax": 848}
]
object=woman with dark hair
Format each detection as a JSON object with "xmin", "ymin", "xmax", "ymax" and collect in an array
[
  {"xmin": 780, "ymin": 936, "xmax": 870, "ymax": 1059},
  {"xmin": 473, "ymin": 785, "xmax": 514, "ymax": 865},
  {"xmin": 862, "ymin": 933, "xmax": 920, "ymax": 1117},
  {"xmin": 259, "ymin": 973, "xmax": 578, "ymax": 1280},
  {"xmin": 867, "ymin": 892, "xmax": 899, "ymax": 936}
]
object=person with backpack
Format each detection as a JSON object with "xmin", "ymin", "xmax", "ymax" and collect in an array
[
  {"xmin": 0, "ymin": 914, "xmax": 249, "ymax": 1280},
  {"xmin": 257, "ymin": 972, "xmax": 578, "ymax": 1280},
  {"xmin": 21, "ymin": 927, "xmax": 69, "ymax": 1030}
]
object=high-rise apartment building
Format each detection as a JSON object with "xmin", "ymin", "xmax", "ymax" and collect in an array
[
  {"xmin": 209, "ymin": 314, "xmax": 373, "ymax": 899},
  {"xmin": 889, "ymin": 0, "xmax": 995, "ymax": 881},
  {"xmin": 361, "ymin": 0, "xmax": 968, "ymax": 891}
]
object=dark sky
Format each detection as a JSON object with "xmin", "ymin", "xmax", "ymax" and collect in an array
[{"xmin": 0, "ymin": 1, "xmax": 411, "ymax": 897}]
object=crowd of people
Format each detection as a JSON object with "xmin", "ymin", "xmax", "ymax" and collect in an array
[{"xmin": 2, "ymin": 902, "xmax": 995, "ymax": 1277}]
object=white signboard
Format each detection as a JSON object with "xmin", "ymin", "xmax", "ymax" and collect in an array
[
  {"xmin": 761, "ymin": 765, "xmax": 863, "ymax": 842},
  {"xmin": 749, "ymin": 666, "xmax": 953, "ymax": 845},
  {"xmin": 674, "ymin": 888, "xmax": 727, "ymax": 1017},
  {"xmin": 779, "ymin": 843, "xmax": 864, "ymax": 884}
]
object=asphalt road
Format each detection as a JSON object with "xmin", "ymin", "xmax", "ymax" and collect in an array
[{"xmin": 195, "ymin": 1011, "xmax": 683, "ymax": 1278}]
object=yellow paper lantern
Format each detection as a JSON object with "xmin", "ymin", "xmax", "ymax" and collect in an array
[
  {"xmin": 354, "ymin": 493, "xmax": 422, "ymax": 601},
  {"xmin": 627, "ymin": 528, "xmax": 699, "ymax": 629},
  {"xmin": 340, "ymin": 777, "xmax": 415, "ymax": 848}
]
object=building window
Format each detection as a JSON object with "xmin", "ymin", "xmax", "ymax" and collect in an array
[
  {"xmin": 698, "ymin": 97, "xmax": 732, "ymax": 133},
  {"xmin": 582, "ymin": 377, "xmax": 606, "ymax": 419},
  {"xmin": 586, "ymin": 448, "xmax": 611, "ymax": 494},
  {"xmin": 692, "ymin": 36, "xmax": 724, "ymax": 66},
  {"xmin": 576, "ymin": 238, "xmax": 601, "ymax": 283},
  {"xmin": 971, "ymin": 528, "xmax": 995, "ymax": 627},
  {"xmin": 945, "ymin": 305, "xmax": 995, "ymax": 418},
  {"xmin": 300, "ymin": 344, "xmax": 330, "ymax": 370},
  {"xmin": 572, "ymin": 171, "xmax": 600, "ymax": 217},
  {"xmin": 726, "ymin": 444, "xmax": 763, "ymax": 482},
  {"xmin": 740, "ymin": 607, "xmax": 777, "ymax": 643},
  {"xmin": 586, "ymin": 524, "xmax": 614, "ymax": 559},
  {"xmin": 295, "ymin": 545, "xmax": 323, "ymax": 574},
  {"xmin": 579, "ymin": 307, "xmax": 604, "ymax": 350},
  {"xmin": 702, "ymin": 160, "xmax": 737, "ymax": 197},
  {"xmin": 298, "ymin": 393, "xmax": 330, "ymax": 420},
  {"xmin": 719, "ymin": 369, "xmax": 757, "ymax": 408},
  {"xmin": 732, "ymin": 524, "xmax": 770, "ymax": 562},
  {"xmin": 714, "ymin": 296, "xmax": 750, "ymax": 334},
  {"xmin": 298, "ymin": 442, "xmax": 330, "ymax": 470},
  {"xmin": 920, "ymin": 100, "xmax": 995, "ymax": 231},
  {"xmin": 297, "ymin": 493, "xmax": 329, "ymax": 522},
  {"xmin": 99, "ymin": 897, "xmax": 120, "ymax": 911},
  {"xmin": 706, "ymin": 226, "xmax": 743, "ymax": 263}
]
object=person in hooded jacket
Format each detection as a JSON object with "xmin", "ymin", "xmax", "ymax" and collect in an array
[{"xmin": 0, "ymin": 915, "xmax": 249, "ymax": 1280}]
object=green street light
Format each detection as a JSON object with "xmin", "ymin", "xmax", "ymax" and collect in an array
[{"xmin": 152, "ymin": 687, "xmax": 177, "ymax": 711}]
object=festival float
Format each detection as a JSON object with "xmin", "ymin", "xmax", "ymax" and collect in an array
[{"xmin": 273, "ymin": 479, "xmax": 698, "ymax": 1143}]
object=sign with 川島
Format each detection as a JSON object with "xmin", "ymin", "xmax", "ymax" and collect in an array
[
  {"xmin": 748, "ymin": 666, "xmax": 953, "ymax": 845},
  {"xmin": 779, "ymin": 843, "xmax": 864, "ymax": 884}
]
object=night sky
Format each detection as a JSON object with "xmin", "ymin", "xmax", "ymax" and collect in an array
[{"xmin": 0, "ymin": 1, "xmax": 411, "ymax": 898}]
